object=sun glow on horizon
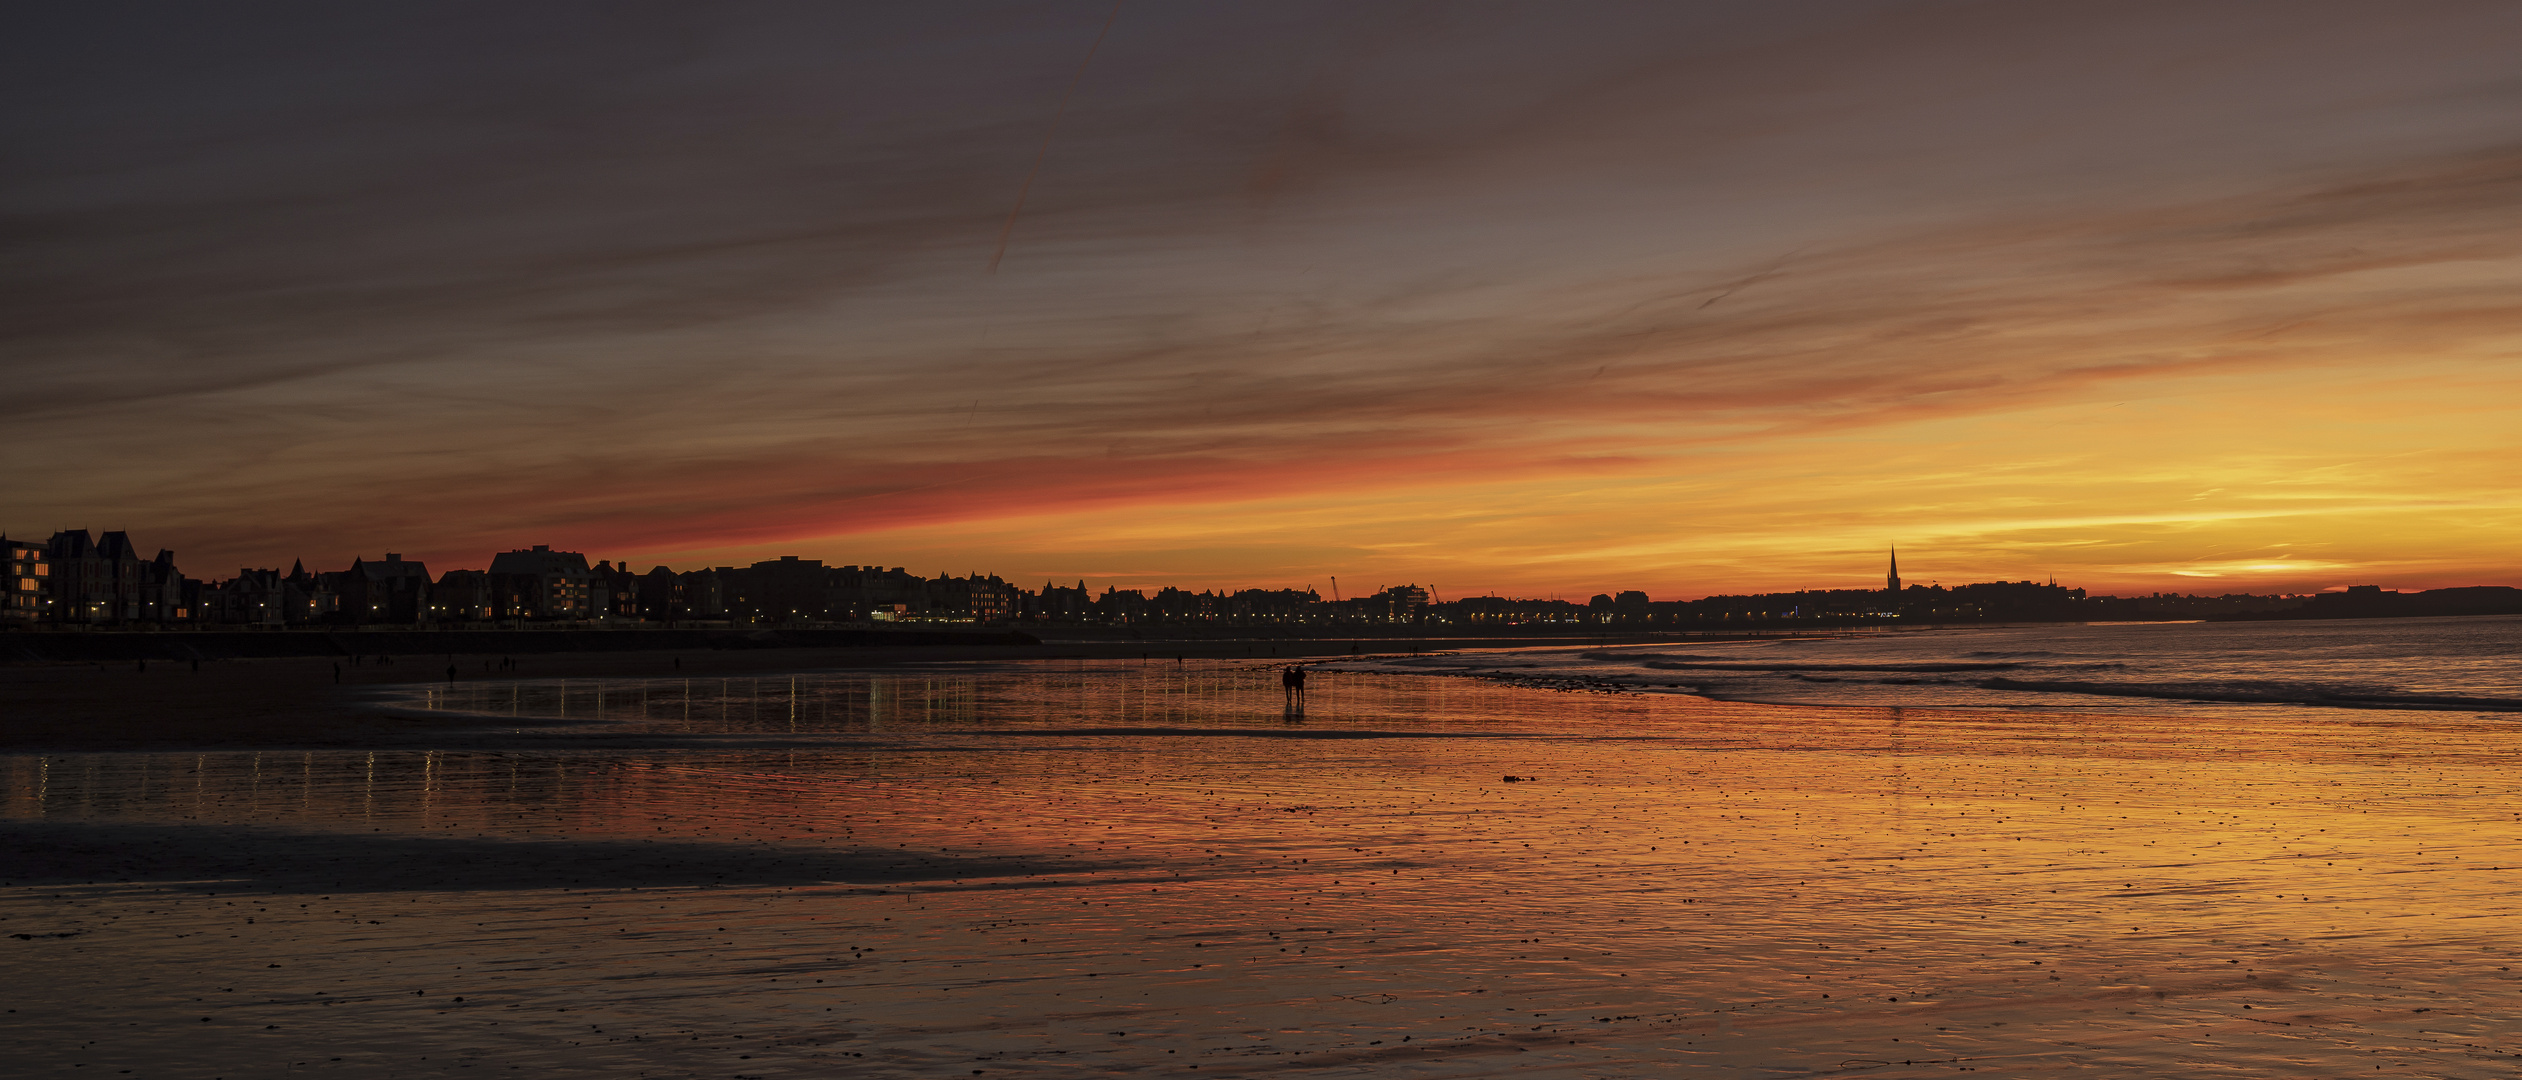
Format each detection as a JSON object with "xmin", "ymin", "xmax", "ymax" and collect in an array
[{"xmin": 7, "ymin": 6, "xmax": 2521, "ymax": 597}]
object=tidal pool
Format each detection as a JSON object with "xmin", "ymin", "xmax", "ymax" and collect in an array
[{"xmin": 6, "ymin": 657, "xmax": 2522, "ymax": 1076}]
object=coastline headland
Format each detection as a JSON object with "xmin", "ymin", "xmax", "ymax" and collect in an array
[{"xmin": 2208, "ymin": 585, "xmax": 2522, "ymax": 622}]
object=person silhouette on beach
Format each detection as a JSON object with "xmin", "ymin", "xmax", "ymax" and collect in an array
[{"xmin": 1282, "ymin": 665, "xmax": 1307, "ymax": 709}]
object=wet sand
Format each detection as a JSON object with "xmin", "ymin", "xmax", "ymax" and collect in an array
[{"xmin": 7, "ymin": 660, "xmax": 2522, "ymax": 1076}]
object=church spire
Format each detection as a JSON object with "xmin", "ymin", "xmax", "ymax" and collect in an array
[{"xmin": 1887, "ymin": 545, "xmax": 1901, "ymax": 594}]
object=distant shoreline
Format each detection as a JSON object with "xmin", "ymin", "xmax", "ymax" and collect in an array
[
  {"xmin": 0, "ymin": 626, "xmax": 1036, "ymax": 664},
  {"xmin": 2207, "ymin": 587, "xmax": 2522, "ymax": 622},
  {"xmin": 0, "ymin": 625, "xmax": 1869, "ymax": 665},
  {"xmin": 0, "ymin": 636, "xmax": 1681, "ymax": 752},
  {"xmin": 11, "ymin": 613, "xmax": 2512, "ymax": 754}
]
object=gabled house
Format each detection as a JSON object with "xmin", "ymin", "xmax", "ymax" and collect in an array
[{"xmin": 331, "ymin": 554, "xmax": 432, "ymax": 624}]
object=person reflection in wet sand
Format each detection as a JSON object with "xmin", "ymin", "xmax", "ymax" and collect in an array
[{"xmin": 1282, "ymin": 665, "xmax": 1308, "ymax": 718}]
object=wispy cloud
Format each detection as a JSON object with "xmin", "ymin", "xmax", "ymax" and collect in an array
[{"xmin": 8, "ymin": 3, "xmax": 2522, "ymax": 594}]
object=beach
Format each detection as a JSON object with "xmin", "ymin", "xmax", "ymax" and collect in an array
[
  {"xmin": 7, "ymin": 631, "xmax": 2522, "ymax": 1076},
  {"xmin": 0, "ymin": 637, "xmax": 1431, "ymax": 752}
]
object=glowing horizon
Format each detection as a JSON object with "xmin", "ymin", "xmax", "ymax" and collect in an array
[{"xmin": 9, "ymin": 4, "xmax": 2521, "ymax": 600}]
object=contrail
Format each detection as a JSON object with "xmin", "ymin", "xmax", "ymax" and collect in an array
[{"xmin": 988, "ymin": 0, "xmax": 1124, "ymax": 273}]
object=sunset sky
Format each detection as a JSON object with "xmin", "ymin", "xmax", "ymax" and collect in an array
[{"xmin": 9, "ymin": 2, "xmax": 2522, "ymax": 598}]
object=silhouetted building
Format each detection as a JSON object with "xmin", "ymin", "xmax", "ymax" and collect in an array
[
  {"xmin": 431, "ymin": 569, "xmax": 494, "ymax": 622},
  {"xmin": 141, "ymin": 549, "xmax": 194, "ymax": 622},
  {"xmin": 1220, "ymin": 587, "xmax": 1322, "ymax": 622},
  {"xmin": 591, "ymin": 560, "xmax": 639, "ymax": 619},
  {"xmin": 1031, "ymin": 579, "xmax": 1094, "ymax": 622},
  {"xmin": 331, "ymin": 554, "xmax": 431, "ymax": 624},
  {"xmin": 45, "ymin": 530, "xmax": 121, "ymax": 623},
  {"xmin": 1452, "ymin": 596, "xmax": 1583, "ymax": 624},
  {"xmin": 2, "ymin": 537, "xmax": 49, "ymax": 625},
  {"xmin": 681, "ymin": 568, "xmax": 726, "ymax": 618},
  {"xmin": 721, "ymin": 556, "xmax": 828, "ymax": 624},
  {"xmin": 202, "ymin": 563, "xmax": 328, "ymax": 625},
  {"xmin": 927, "ymin": 573, "xmax": 1018, "ymax": 623},
  {"xmin": 38, "ymin": 530, "xmax": 190, "ymax": 624},
  {"xmin": 636, "ymin": 566, "xmax": 683, "ymax": 622},
  {"xmin": 285, "ymin": 559, "xmax": 338, "ymax": 622},
  {"xmin": 1145, "ymin": 587, "xmax": 1216, "ymax": 622},
  {"xmin": 94, "ymin": 532, "xmax": 147, "ymax": 621},
  {"xmin": 1096, "ymin": 587, "xmax": 1150, "ymax": 623},
  {"xmin": 15, "ymin": 529, "xmax": 2306, "ymax": 634},
  {"xmin": 828, "ymin": 565, "xmax": 925, "ymax": 622},
  {"xmin": 1374, "ymin": 584, "xmax": 1430, "ymax": 620},
  {"xmin": 629, "ymin": 565, "xmax": 726, "ymax": 623},
  {"xmin": 204, "ymin": 569, "xmax": 279, "ymax": 626},
  {"xmin": 486, "ymin": 545, "xmax": 595, "ymax": 620}
]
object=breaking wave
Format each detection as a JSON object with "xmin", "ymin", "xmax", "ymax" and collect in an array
[
  {"xmin": 1974, "ymin": 678, "xmax": 2522, "ymax": 713},
  {"xmin": 1643, "ymin": 660, "xmax": 2026, "ymax": 673}
]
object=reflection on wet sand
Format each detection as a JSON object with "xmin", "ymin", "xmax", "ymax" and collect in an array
[{"xmin": 7, "ymin": 659, "xmax": 2522, "ymax": 1076}]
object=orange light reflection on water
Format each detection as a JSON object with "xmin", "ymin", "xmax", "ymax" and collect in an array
[{"xmin": 6, "ymin": 662, "xmax": 2522, "ymax": 1075}]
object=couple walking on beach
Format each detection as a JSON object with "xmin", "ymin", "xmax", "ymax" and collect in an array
[{"xmin": 1282, "ymin": 664, "xmax": 1308, "ymax": 713}]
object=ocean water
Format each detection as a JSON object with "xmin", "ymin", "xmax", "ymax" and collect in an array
[
  {"xmin": 1344, "ymin": 614, "xmax": 2522, "ymax": 719},
  {"xmin": 5, "ymin": 620, "xmax": 2522, "ymax": 1077}
]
